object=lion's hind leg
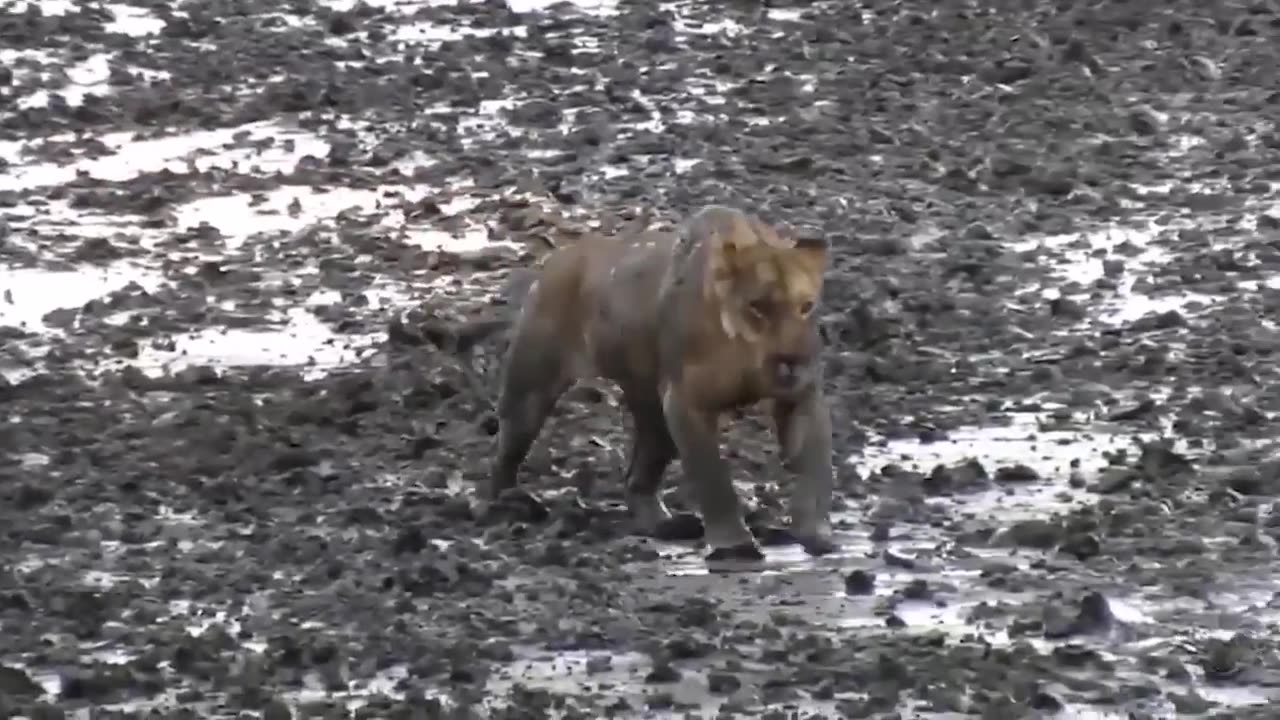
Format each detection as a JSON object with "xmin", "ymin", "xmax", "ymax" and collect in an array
[{"xmin": 487, "ymin": 311, "xmax": 578, "ymax": 500}]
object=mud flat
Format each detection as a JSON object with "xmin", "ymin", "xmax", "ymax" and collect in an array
[{"xmin": 5, "ymin": 0, "xmax": 1280, "ymax": 717}]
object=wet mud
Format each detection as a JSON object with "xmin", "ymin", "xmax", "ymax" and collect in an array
[{"xmin": 4, "ymin": 0, "xmax": 1280, "ymax": 717}]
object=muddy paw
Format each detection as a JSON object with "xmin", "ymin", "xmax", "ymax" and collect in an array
[
  {"xmin": 651, "ymin": 512, "xmax": 704, "ymax": 541},
  {"xmin": 749, "ymin": 523, "xmax": 798, "ymax": 547},
  {"xmin": 705, "ymin": 542, "xmax": 765, "ymax": 562}
]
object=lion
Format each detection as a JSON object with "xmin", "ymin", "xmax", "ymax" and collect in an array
[{"xmin": 486, "ymin": 205, "xmax": 836, "ymax": 561}]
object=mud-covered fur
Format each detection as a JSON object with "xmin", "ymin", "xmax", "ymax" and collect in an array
[{"xmin": 488, "ymin": 205, "xmax": 836, "ymax": 559}]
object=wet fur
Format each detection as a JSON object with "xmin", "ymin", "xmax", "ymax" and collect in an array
[{"xmin": 488, "ymin": 205, "xmax": 836, "ymax": 557}]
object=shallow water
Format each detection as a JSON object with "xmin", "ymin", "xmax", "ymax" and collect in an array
[
  {"xmin": 12, "ymin": 52, "xmax": 170, "ymax": 111},
  {"xmin": 1, "ymin": 110, "xmax": 506, "ymax": 381},
  {"xmin": 854, "ymin": 416, "xmax": 1136, "ymax": 477},
  {"xmin": 1014, "ymin": 219, "xmax": 1223, "ymax": 325},
  {"xmin": 2, "ymin": 121, "xmax": 331, "ymax": 192},
  {"xmin": 128, "ymin": 306, "xmax": 382, "ymax": 376},
  {"xmin": 0, "ymin": 263, "xmax": 164, "ymax": 330}
]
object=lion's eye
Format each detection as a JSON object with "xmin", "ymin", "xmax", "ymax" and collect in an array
[
  {"xmin": 798, "ymin": 301, "xmax": 815, "ymax": 316},
  {"xmin": 748, "ymin": 299, "xmax": 771, "ymax": 318}
]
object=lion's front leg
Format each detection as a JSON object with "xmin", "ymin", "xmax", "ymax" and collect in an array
[
  {"xmin": 662, "ymin": 385, "xmax": 762, "ymax": 561},
  {"xmin": 773, "ymin": 388, "xmax": 837, "ymax": 556},
  {"xmin": 620, "ymin": 388, "xmax": 677, "ymax": 535}
]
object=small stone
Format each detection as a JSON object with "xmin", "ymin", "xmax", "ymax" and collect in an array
[
  {"xmin": 644, "ymin": 661, "xmax": 681, "ymax": 684},
  {"xmin": 391, "ymin": 526, "xmax": 427, "ymax": 555},
  {"xmin": 585, "ymin": 654, "xmax": 612, "ymax": 675},
  {"xmin": 844, "ymin": 570, "xmax": 876, "ymax": 595},
  {"xmin": 0, "ymin": 665, "xmax": 44, "ymax": 697},
  {"xmin": 883, "ymin": 548, "xmax": 916, "ymax": 569},
  {"xmin": 1168, "ymin": 691, "xmax": 1213, "ymax": 714},
  {"xmin": 262, "ymin": 699, "xmax": 293, "ymax": 720},
  {"xmin": 1028, "ymin": 691, "xmax": 1064, "ymax": 712},
  {"xmin": 1001, "ymin": 519, "xmax": 1062, "ymax": 549},
  {"xmin": 1049, "ymin": 296, "xmax": 1087, "ymax": 320},
  {"xmin": 1128, "ymin": 105, "xmax": 1164, "ymax": 135},
  {"xmin": 963, "ymin": 222, "xmax": 994, "ymax": 240},
  {"xmin": 1061, "ymin": 533, "xmax": 1102, "ymax": 561},
  {"xmin": 901, "ymin": 579, "xmax": 931, "ymax": 600},
  {"xmin": 1092, "ymin": 467, "xmax": 1137, "ymax": 494},
  {"xmin": 994, "ymin": 464, "xmax": 1039, "ymax": 483},
  {"xmin": 707, "ymin": 671, "xmax": 741, "ymax": 694}
]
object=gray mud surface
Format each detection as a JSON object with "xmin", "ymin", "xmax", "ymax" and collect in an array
[{"xmin": 5, "ymin": 0, "xmax": 1280, "ymax": 717}]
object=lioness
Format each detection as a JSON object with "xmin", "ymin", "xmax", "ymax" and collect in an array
[{"xmin": 487, "ymin": 205, "xmax": 836, "ymax": 561}]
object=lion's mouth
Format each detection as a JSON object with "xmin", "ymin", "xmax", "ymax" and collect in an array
[{"xmin": 769, "ymin": 357, "xmax": 818, "ymax": 396}]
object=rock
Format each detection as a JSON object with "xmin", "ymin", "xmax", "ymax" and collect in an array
[
  {"xmin": 994, "ymin": 464, "xmax": 1040, "ymax": 483},
  {"xmin": 845, "ymin": 570, "xmax": 877, "ymax": 596},
  {"xmin": 0, "ymin": 665, "xmax": 44, "ymax": 697},
  {"xmin": 999, "ymin": 519, "xmax": 1063, "ymax": 549}
]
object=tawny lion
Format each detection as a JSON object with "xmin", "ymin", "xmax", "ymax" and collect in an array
[{"xmin": 487, "ymin": 205, "xmax": 836, "ymax": 561}]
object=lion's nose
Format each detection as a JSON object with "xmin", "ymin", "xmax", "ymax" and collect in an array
[{"xmin": 770, "ymin": 354, "xmax": 811, "ymax": 390}]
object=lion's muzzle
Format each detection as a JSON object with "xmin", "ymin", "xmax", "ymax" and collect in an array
[{"xmin": 769, "ymin": 352, "xmax": 819, "ymax": 397}]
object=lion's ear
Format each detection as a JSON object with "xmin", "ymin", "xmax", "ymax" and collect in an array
[
  {"xmin": 689, "ymin": 206, "xmax": 759, "ymax": 251},
  {"xmin": 693, "ymin": 207, "xmax": 763, "ymax": 300},
  {"xmin": 785, "ymin": 234, "xmax": 829, "ymax": 285},
  {"xmin": 706, "ymin": 226, "xmax": 757, "ymax": 304}
]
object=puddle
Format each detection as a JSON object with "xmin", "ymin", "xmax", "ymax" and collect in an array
[
  {"xmin": 1, "ymin": 112, "xmax": 518, "ymax": 382},
  {"xmin": 165, "ymin": 185, "xmax": 507, "ymax": 252},
  {"xmin": 0, "ymin": 121, "xmax": 334, "ymax": 192},
  {"xmin": 637, "ymin": 413, "xmax": 1157, "ymax": 583},
  {"xmin": 0, "ymin": 263, "xmax": 166, "ymax": 330},
  {"xmin": 1010, "ymin": 177, "xmax": 1280, "ymax": 326},
  {"xmin": 0, "ymin": 263, "xmax": 388, "ymax": 380},
  {"xmin": 479, "ymin": 633, "xmax": 1274, "ymax": 717},
  {"xmin": 316, "ymin": 0, "xmax": 621, "ymax": 22},
  {"xmin": 378, "ymin": 0, "xmax": 629, "ymax": 43},
  {"xmin": 15, "ymin": 52, "xmax": 170, "ymax": 110},
  {"xmin": 104, "ymin": 4, "xmax": 167, "ymax": 36},
  {"xmin": 1, "ymin": 2, "xmax": 171, "ymax": 109},
  {"xmin": 1010, "ymin": 222, "xmax": 1220, "ymax": 324},
  {"xmin": 642, "ymin": 413, "xmax": 1280, "ymax": 683},
  {"xmin": 4, "ymin": 1, "xmax": 173, "ymax": 36},
  {"xmin": 1012, "ymin": 223, "xmax": 1164, "ymax": 289},
  {"xmin": 14, "ymin": 600, "xmax": 1277, "ymax": 717},
  {"xmin": 122, "ymin": 306, "xmax": 383, "ymax": 378},
  {"xmin": 9, "ymin": 0, "xmax": 75, "ymax": 13},
  {"xmin": 390, "ymin": 21, "xmax": 521, "ymax": 43},
  {"xmin": 852, "ymin": 419, "xmax": 1135, "ymax": 480},
  {"xmin": 506, "ymin": 0, "xmax": 618, "ymax": 12}
]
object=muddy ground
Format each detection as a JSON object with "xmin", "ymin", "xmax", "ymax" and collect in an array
[{"xmin": 3, "ymin": 0, "xmax": 1280, "ymax": 717}]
